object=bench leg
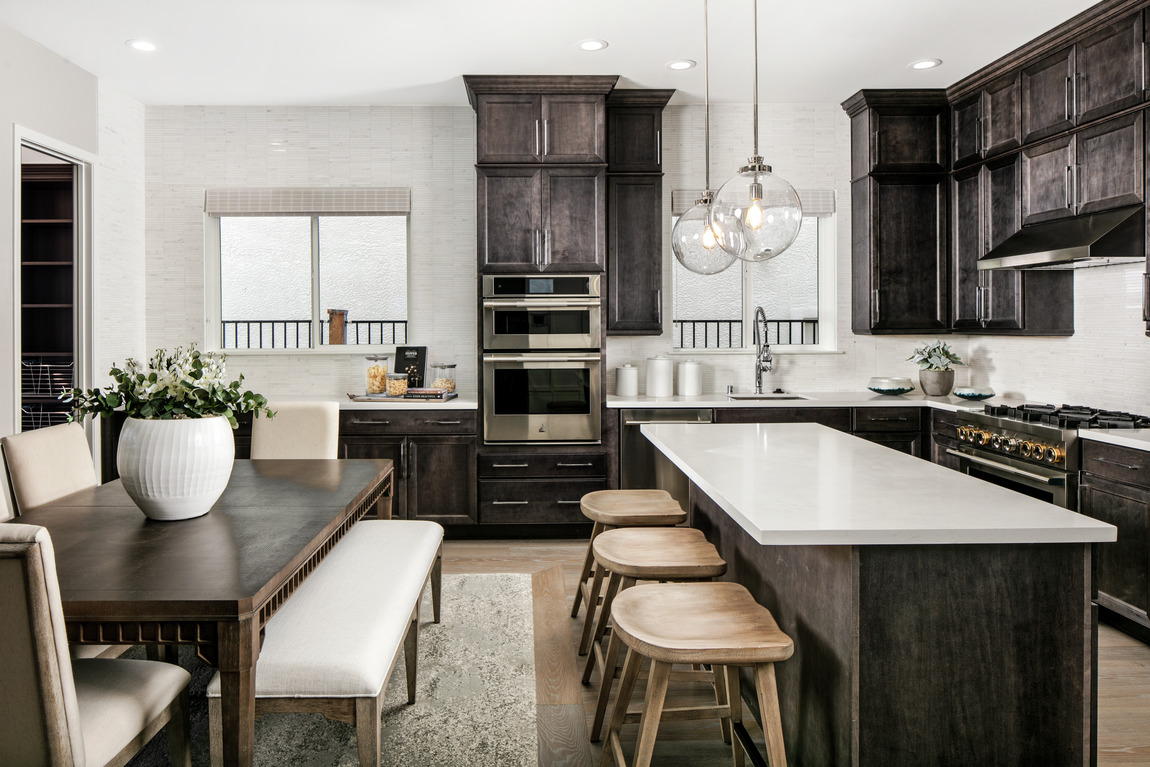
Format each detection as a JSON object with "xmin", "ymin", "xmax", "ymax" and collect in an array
[
  {"xmin": 431, "ymin": 550, "xmax": 442, "ymax": 624},
  {"xmin": 166, "ymin": 686, "xmax": 192, "ymax": 767},
  {"xmin": 355, "ymin": 695, "xmax": 381, "ymax": 767},
  {"xmin": 208, "ymin": 696, "xmax": 223, "ymax": 767},
  {"xmin": 405, "ymin": 610, "xmax": 419, "ymax": 704}
]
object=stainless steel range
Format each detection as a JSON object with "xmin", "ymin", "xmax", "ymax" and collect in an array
[{"xmin": 952, "ymin": 404, "xmax": 1150, "ymax": 510}]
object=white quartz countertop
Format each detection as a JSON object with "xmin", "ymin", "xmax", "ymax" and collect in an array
[
  {"xmin": 1079, "ymin": 429, "xmax": 1150, "ymax": 452},
  {"xmin": 642, "ymin": 422, "xmax": 1117, "ymax": 546},
  {"xmin": 607, "ymin": 391, "xmax": 996, "ymax": 412}
]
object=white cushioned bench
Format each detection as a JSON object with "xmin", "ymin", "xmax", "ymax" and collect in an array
[{"xmin": 207, "ymin": 519, "xmax": 444, "ymax": 767}]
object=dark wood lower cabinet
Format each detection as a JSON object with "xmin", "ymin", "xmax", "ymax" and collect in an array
[
  {"xmin": 854, "ymin": 431, "xmax": 922, "ymax": 457},
  {"xmin": 477, "ymin": 450, "xmax": 606, "ymax": 524},
  {"xmin": 713, "ymin": 407, "xmax": 851, "ymax": 432}
]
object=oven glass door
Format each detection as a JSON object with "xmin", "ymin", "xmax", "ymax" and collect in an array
[
  {"xmin": 947, "ymin": 447, "xmax": 1073, "ymax": 508},
  {"xmin": 483, "ymin": 354, "xmax": 601, "ymax": 443},
  {"xmin": 482, "ymin": 300, "xmax": 600, "ymax": 350}
]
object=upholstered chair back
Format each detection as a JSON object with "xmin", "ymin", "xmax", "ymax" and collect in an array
[
  {"xmin": 1, "ymin": 422, "xmax": 98, "ymax": 516},
  {"xmin": 251, "ymin": 401, "xmax": 339, "ymax": 459},
  {"xmin": 0, "ymin": 523, "xmax": 86, "ymax": 764}
]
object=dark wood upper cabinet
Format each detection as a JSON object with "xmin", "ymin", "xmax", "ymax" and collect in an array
[
  {"xmin": 1021, "ymin": 134, "xmax": 1075, "ymax": 225},
  {"xmin": 543, "ymin": 167, "xmax": 606, "ymax": 271},
  {"xmin": 950, "ymin": 165, "xmax": 984, "ymax": 329},
  {"xmin": 1076, "ymin": 13, "xmax": 1144, "ymax": 124},
  {"xmin": 540, "ymin": 95, "xmax": 607, "ymax": 164},
  {"xmin": 605, "ymin": 89, "xmax": 673, "ymax": 172},
  {"xmin": 477, "ymin": 167, "xmax": 542, "ymax": 269},
  {"xmin": 1021, "ymin": 46, "xmax": 1076, "ymax": 145},
  {"xmin": 606, "ymin": 175, "xmax": 662, "ymax": 333},
  {"xmin": 846, "ymin": 92, "xmax": 948, "ymax": 178},
  {"xmin": 951, "ymin": 72, "xmax": 1021, "ymax": 170},
  {"xmin": 1075, "ymin": 110, "xmax": 1144, "ymax": 215},
  {"xmin": 951, "ymin": 94, "xmax": 983, "ymax": 170}
]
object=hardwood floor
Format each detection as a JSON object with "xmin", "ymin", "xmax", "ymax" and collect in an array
[{"xmin": 445, "ymin": 539, "xmax": 1150, "ymax": 766}]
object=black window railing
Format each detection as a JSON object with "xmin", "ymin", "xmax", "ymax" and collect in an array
[
  {"xmin": 673, "ymin": 319, "xmax": 818, "ymax": 349},
  {"xmin": 221, "ymin": 320, "xmax": 408, "ymax": 349}
]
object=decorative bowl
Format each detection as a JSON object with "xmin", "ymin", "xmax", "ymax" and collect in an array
[
  {"xmin": 953, "ymin": 387, "xmax": 995, "ymax": 401},
  {"xmin": 867, "ymin": 377, "xmax": 915, "ymax": 396}
]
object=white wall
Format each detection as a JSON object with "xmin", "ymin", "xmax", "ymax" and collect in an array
[{"xmin": 143, "ymin": 105, "xmax": 477, "ymax": 399}]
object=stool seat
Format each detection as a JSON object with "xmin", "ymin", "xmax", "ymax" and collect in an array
[
  {"xmin": 611, "ymin": 582, "xmax": 794, "ymax": 666},
  {"xmin": 580, "ymin": 489, "xmax": 686, "ymax": 526},
  {"xmin": 592, "ymin": 527, "xmax": 727, "ymax": 580}
]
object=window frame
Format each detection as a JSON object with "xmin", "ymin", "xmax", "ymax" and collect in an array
[
  {"xmin": 670, "ymin": 212, "xmax": 838, "ymax": 355},
  {"xmin": 203, "ymin": 211, "xmax": 411, "ymax": 355}
]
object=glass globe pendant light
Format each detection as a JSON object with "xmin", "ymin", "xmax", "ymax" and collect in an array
[
  {"xmin": 709, "ymin": 0, "xmax": 803, "ymax": 262},
  {"xmin": 671, "ymin": 0, "xmax": 736, "ymax": 275}
]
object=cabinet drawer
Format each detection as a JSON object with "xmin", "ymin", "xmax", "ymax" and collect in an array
[
  {"xmin": 1082, "ymin": 441, "xmax": 1150, "ymax": 489},
  {"xmin": 479, "ymin": 479, "xmax": 606, "ymax": 524},
  {"xmin": 340, "ymin": 410, "xmax": 476, "ymax": 436},
  {"xmin": 478, "ymin": 452, "xmax": 606, "ymax": 478},
  {"xmin": 853, "ymin": 407, "xmax": 922, "ymax": 432},
  {"xmin": 713, "ymin": 407, "xmax": 851, "ymax": 432},
  {"xmin": 930, "ymin": 409, "xmax": 959, "ymax": 441}
]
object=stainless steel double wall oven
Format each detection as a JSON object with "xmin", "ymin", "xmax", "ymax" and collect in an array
[{"xmin": 482, "ymin": 275, "xmax": 602, "ymax": 443}]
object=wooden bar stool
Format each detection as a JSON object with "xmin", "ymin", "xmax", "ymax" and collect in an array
[
  {"xmin": 600, "ymin": 581, "xmax": 794, "ymax": 767},
  {"xmin": 583, "ymin": 527, "xmax": 726, "ymax": 741},
  {"xmin": 570, "ymin": 489, "xmax": 686, "ymax": 621}
]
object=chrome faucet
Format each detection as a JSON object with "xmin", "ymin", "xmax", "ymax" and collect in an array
[{"xmin": 753, "ymin": 306, "xmax": 773, "ymax": 394}]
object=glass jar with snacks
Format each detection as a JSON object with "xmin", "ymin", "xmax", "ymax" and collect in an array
[
  {"xmin": 430, "ymin": 362, "xmax": 457, "ymax": 393},
  {"xmin": 385, "ymin": 372, "xmax": 409, "ymax": 397},
  {"xmin": 365, "ymin": 355, "xmax": 388, "ymax": 394}
]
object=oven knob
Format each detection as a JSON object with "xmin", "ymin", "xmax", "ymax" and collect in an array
[
  {"xmin": 957, "ymin": 426, "xmax": 969, "ymax": 441},
  {"xmin": 1043, "ymin": 446, "xmax": 1065, "ymax": 464},
  {"xmin": 1004, "ymin": 438, "xmax": 1019, "ymax": 454},
  {"xmin": 973, "ymin": 430, "xmax": 990, "ymax": 446},
  {"xmin": 1019, "ymin": 441, "xmax": 1036, "ymax": 458},
  {"xmin": 990, "ymin": 434, "xmax": 1004, "ymax": 450}
]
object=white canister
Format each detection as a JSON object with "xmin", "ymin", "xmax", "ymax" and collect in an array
[
  {"xmin": 677, "ymin": 359, "xmax": 703, "ymax": 397},
  {"xmin": 615, "ymin": 364, "xmax": 639, "ymax": 397},
  {"xmin": 646, "ymin": 356, "xmax": 674, "ymax": 398}
]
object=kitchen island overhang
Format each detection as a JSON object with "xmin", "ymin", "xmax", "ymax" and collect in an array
[{"xmin": 642, "ymin": 421, "xmax": 1114, "ymax": 767}]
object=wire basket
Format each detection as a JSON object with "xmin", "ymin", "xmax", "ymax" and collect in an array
[
  {"xmin": 21, "ymin": 404, "xmax": 72, "ymax": 432},
  {"xmin": 21, "ymin": 360, "xmax": 74, "ymax": 397}
]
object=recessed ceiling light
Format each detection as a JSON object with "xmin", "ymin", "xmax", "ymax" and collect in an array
[
  {"xmin": 126, "ymin": 39, "xmax": 157, "ymax": 52},
  {"xmin": 667, "ymin": 60, "xmax": 697, "ymax": 71},
  {"xmin": 578, "ymin": 39, "xmax": 608, "ymax": 52},
  {"xmin": 909, "ymin": 58, "xmax": 942, "ymax": 70}
]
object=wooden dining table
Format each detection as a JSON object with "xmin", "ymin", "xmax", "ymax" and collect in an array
[{"xmin": 12, "ymin": 457, "xmax": 394, "ymax": 767}]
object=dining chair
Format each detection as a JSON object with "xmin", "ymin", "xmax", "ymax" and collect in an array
[
  {"xmin": 251, "ymin": 401, "xmax": 339, "ymax": 459},
  {"xmin": 1, "ymin": 422, "xmax": 98, "ymax": 516},
  {"xmin": 0, "ymin": 523, "xmax": 192, "ymax": 767}
]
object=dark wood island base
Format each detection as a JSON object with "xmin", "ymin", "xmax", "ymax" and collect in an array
[{"xmin": 692, "ymin": 484, "xmax": 1096, "ymax": 766}]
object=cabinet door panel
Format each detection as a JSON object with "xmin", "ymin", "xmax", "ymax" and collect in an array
[
  {"xmin": 950, "ymin": 165, "xmax": 983, "ymax": 329},
  {"xmin": 476, "ymin": 94, "xmax": 542, "ymax": 164},
  {"xmin": 340, "ymin": 436, "xmax": 407, "ymax": 518},
  {"xmin": 478, "ymin": 167, "xmax": 542, "ymax": 272},
  {"xmin": 541, "ymin": 95, "xmax": 605, "ymax": 163},
  {"xmin": 853, "ymin": 407, "xmax": 922, "ymax": 432},
  {"xmin": 713, "ymin": 407, "xmax": 852, "ymax": 432},
  {"xmin": 408, "ymin": 435, "xmax": 477, "ymax": 525},
  {"xmin": 1022, "ymin": 47, "xmax": 1076, "ymax": 144},
  {"xmin": 1080, "ymin": 479, "xmax": 1150, "ymax": 616},
  {"xmin": 981, "ymin": 154, "xmax": 1024, "ymax": 330},
  {"xmin": 1021, "ymin": 135, "xmax": 1075, "ymax": 225},
  {"xmin": 983, "ymin": 72, "xmax": 1022, "ymax": 158},
  {"xmin": 479, "ymin": 478, "xmax": 606, "ymax": 523},
  {"xmin": 1076, "ymin": 111, "xmax": 1144, "ymax": 215},
  {"xmin": 542, "ymin": 167, "xmax": 604, "ymax": 271},
  {"xmin": 1076, "ymin": 14, "xmax": 1144, "ymax": 124},
  {"xmin": 869, "ymin": 176, "xmax": 947, "ymax": 332},
  {"xmin": 853, "ymin": 431, "xmax": 922, "ymax": 457},
  {"xmin": 607, "ymin": 108, "xmax": 662, "ymax": 171},
  {"xmin": 951, "ymin": 94, "xmax": 982, "ymax": 169},
  {"xmin": 607, "ymin": 175, "xmax": 662, "ymax": 333},
  {"xmin": 871, "ymin": 110, "xmax": 947, "ymax": 173}
]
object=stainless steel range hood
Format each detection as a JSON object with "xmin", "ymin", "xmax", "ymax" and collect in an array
[{"xmin": 977, "ymin": 204, "xmax": 1145, "ymax": 270}]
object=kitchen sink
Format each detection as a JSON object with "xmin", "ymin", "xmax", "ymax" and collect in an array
[{"xmin": 726, "ymin": 393, "xmax": 810, "ymax": 400}]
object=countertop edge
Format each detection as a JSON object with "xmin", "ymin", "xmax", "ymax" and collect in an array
[{"xmin": 1079, "ymin": 429, "xmax": 1150, "ymax": 453}]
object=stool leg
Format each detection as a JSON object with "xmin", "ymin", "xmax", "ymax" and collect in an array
[
  {"xmin": 754, "ymin": 663, "xmax": 787, "ymax": 767},
  {"xmin": 431, "ymin": 551, "xmax": 442, "ymax": 624},
  {"xmin": 714, "ymin": 664, "xmax": 731, "ymax": 744},
  {"xmin": 725, "ymin": 666, "xmax": 744, "ymax": 767},
  {"xmin": 633, "ymin": 660, "xmax": 672, "ymax": 767},
  {"xmin": 571, "ymin": 521, "xmax": 604, "ymax": 617},
  {"xmin": 590, "ymin": 624, "xmax": 625, "ymax": 741},
  {"xmin": 578, "ymin": 563, "xmax": 608, "ymax": 656},
  {"xmin": 583, "ymin": 573, "xmax": 628, "ymax": 685},
  {"xmin": 601, "ymin": 647, "xmax": 645, "ymax": 767}
]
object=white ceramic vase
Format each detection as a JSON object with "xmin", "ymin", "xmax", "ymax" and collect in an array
[{"xmin": 117, "ymin": 416, "xmax": 235, "ymax": 521}]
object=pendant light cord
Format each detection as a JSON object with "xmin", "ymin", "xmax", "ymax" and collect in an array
[
  {"xmin": 751, "ymin": 0, "xmax": 759, "ymax": 158},
  {"xmin": 704, "ymin": 0, "xmax": 711, "ymax": 191}
]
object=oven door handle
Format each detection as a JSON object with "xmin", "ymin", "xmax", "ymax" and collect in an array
[
  {"xmin": 482, "ymin": 298, "xmax": 601, "ymax": 308},
  {"xmin": 484, "ymin": 354, "xmax": 601, "ymax": 363},
  {"xmin": 945, "ymin": 449, "xmax": 1064, "ymax": 485}
]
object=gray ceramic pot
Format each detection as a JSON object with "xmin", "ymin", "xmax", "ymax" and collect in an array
[{"xmin": 919, "ymin": 369, "xmax": 955, "ymax": 396}]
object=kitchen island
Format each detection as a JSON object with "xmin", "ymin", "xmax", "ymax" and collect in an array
[{"xmin": 642, "ymin": 422, "xmax": 1116, "ymax": 767}]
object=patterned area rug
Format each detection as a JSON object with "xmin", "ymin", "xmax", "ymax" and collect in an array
[{"xmin": 127, "ymin": 572, "xmax": 537, "ymax": 766}]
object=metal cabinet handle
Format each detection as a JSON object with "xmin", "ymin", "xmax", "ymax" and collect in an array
[
  {"xmin": 400, "ymin": 440, "xmax": 407, "ymax": 480},
  {"xmin": 556, "ymin": 500, "xmax": 583, "ymax": 505},
  {"xmin": 1143, "ymin": 273, "xmax": 1150, "ymax": 322},
  {"xmin": 946, "ymin": 449, "xmax": 1063, "ymax": 485},
  {"xmin": 655, "ymin": 288, "xmax": 662, "ymax": 324},
  {"xmin": 556, "ymin": 462, "xmax": 594, "ymax": 467},
  {"xmin": 428, "ymin": 420, "xmax": 462, "ymax": 425},
  {"xmin": 656, "ymin": 129, "xmax": 661, "ymax": 166},
  {"xmin": 975, "ymin": 116, "xmax": 983, "ymax": 155},
  {"xmin": 543, "ymin": 119, "xmax": 549, "ymax": 156},
  {"xmin": 976, "ymin": 285, "xmax": 984, "ymax": 322},
  {"xmin": 544, "ymin": 229, "xmax": 551, "ymax": 268},
  {"xmin": 349, "ymin": 418, "xmax": 388, "ymax": 425},
  {"xmin": 1064, "ymin": 76, "xmax": 1073, "ymax": 121},
  {"xmin": 871, "ymin": 130, "xmax": 879, "ymax": 166},
  {"xmin": 409, "ymin": 441, "xmax": 417, "ymax": 480},
  {"xmin": 491, "ymin": 463, "xmax": 529, "ymax": 468},
  {"xmin": 491, "ymin": 500, "xmax": 529, "ymax": 505},
  {"xmin": 1065, "ymin": 165, "xmax": 1073, "ymax": 210},
  {"xmin": 533, "ymin": 230, "xmax": 541, "ymax": 268},
  {"xmin": 1093, "ymin": 456, "xmax": 1143, "ymax": 471},
  {"xmin": 534, "ymin": 119, "xmax": 540, "ymax": 157},
  {"xmin": 872, "ymin": 289, "xmax": 880, "ymax": 324},
  {"xmin": 867, "ymin": 417, "xmax": 912, "ymax": 422}
]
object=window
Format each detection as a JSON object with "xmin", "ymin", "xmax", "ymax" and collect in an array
[
  {"xmin": 204, "ymin": 188, "xmax": 410, "ymax": 351},
  {"xmin": 671, "ymin": 190, "xmax": 836, "ymax": 352}
]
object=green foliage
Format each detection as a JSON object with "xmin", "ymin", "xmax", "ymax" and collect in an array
[
  {"xmin": 61, "ymin": 345, "xmax": 273, "ymax": 428},
  {"xmin": 907, "ymin": 339, "xmax": 965, "ymax": 371}
]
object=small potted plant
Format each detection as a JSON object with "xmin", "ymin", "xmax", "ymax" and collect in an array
[
  {"xmin": 907, "ymin": 340, "xmax": 964, "ymax": 396},
  {"xmin": 63, "ymin": 345, "xmax": 273, "ymax": 520}
]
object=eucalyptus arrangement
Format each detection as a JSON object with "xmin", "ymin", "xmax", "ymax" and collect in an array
[
  {"xmin": 63, "ymin": 345, "xmax": 273, "ymax": 428},
  {"xmin": 907, "ymin": 340, "xmax": 964, "ymax": 371}
]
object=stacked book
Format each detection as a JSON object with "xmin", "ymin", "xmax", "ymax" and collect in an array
[{"xmin": 403, "ymin": 388, "xmax": 458, "ymax": 401}]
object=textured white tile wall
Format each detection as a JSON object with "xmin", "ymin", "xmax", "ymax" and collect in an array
[
  {"xmin": 143, "ymin": 105, "xmax": 477, "ymax": 399},
  {"xmin": 95, "ymin": 82, "xmax": 147, "ymax": 383}
]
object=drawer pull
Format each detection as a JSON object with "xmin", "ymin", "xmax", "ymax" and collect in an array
[
  {"xmin": 428, "ymin": 420, "xmax": 462, "ymax": 425},
  {"xmin": 556, "ymin": 462, "xmax": 594, "ymax": 468},
  {"xmin": 556, "ymin": 500, "xmax": 583, "ymax": 505},
  {"xmin": 866, "ymin": 417, "xmax": 911, "ymax": 422},
  {"xmin": 1094, "ymin": 456, "xmax": 1142, "ymax": 471},
  {"xmin": 491, "ymin": 500, "xmax": 529, "ymax": 506},
  {"xmin": 491, "ymin": 463, "xmax": 529, "ymax": 468},
  {"xmin": 348, "ymin": 419, "xmax": 388, "ymax": 425}
]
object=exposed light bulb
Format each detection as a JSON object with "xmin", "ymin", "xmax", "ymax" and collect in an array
[
  {"xmin": 745, "ymin": 200, "xmax": 763, "ymax": 230},
  {"xmin": 701, "ymin": 223, "xmax": 718, "ymax": 250}
]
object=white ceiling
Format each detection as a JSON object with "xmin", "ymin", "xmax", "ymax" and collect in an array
[{"xmin": 0, "ymin": 0, "xmax": 1100, "ymax": 106}]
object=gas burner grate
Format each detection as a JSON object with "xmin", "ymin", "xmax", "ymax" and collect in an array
[{"xmin": 983, "ymin": 403, "xmax": 1150, "ymax": 429}]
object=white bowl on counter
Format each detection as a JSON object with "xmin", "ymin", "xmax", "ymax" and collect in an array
[
  {"xmin": 867, "ymin": 376, "xmax": 915, "ymax": 396},
  {"xmin": 953, "ymin": 387, "xmax": 995, "ymax": 401}
]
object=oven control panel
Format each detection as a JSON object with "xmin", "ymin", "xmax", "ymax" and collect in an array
[{"xmin": 955, "ymin": 427, "xmax": 1066, "ymax": 466}]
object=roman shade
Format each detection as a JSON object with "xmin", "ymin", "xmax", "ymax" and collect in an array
[{"xmin": 204, "ymin": 187, "xmax": 411, "ymax": 216}]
